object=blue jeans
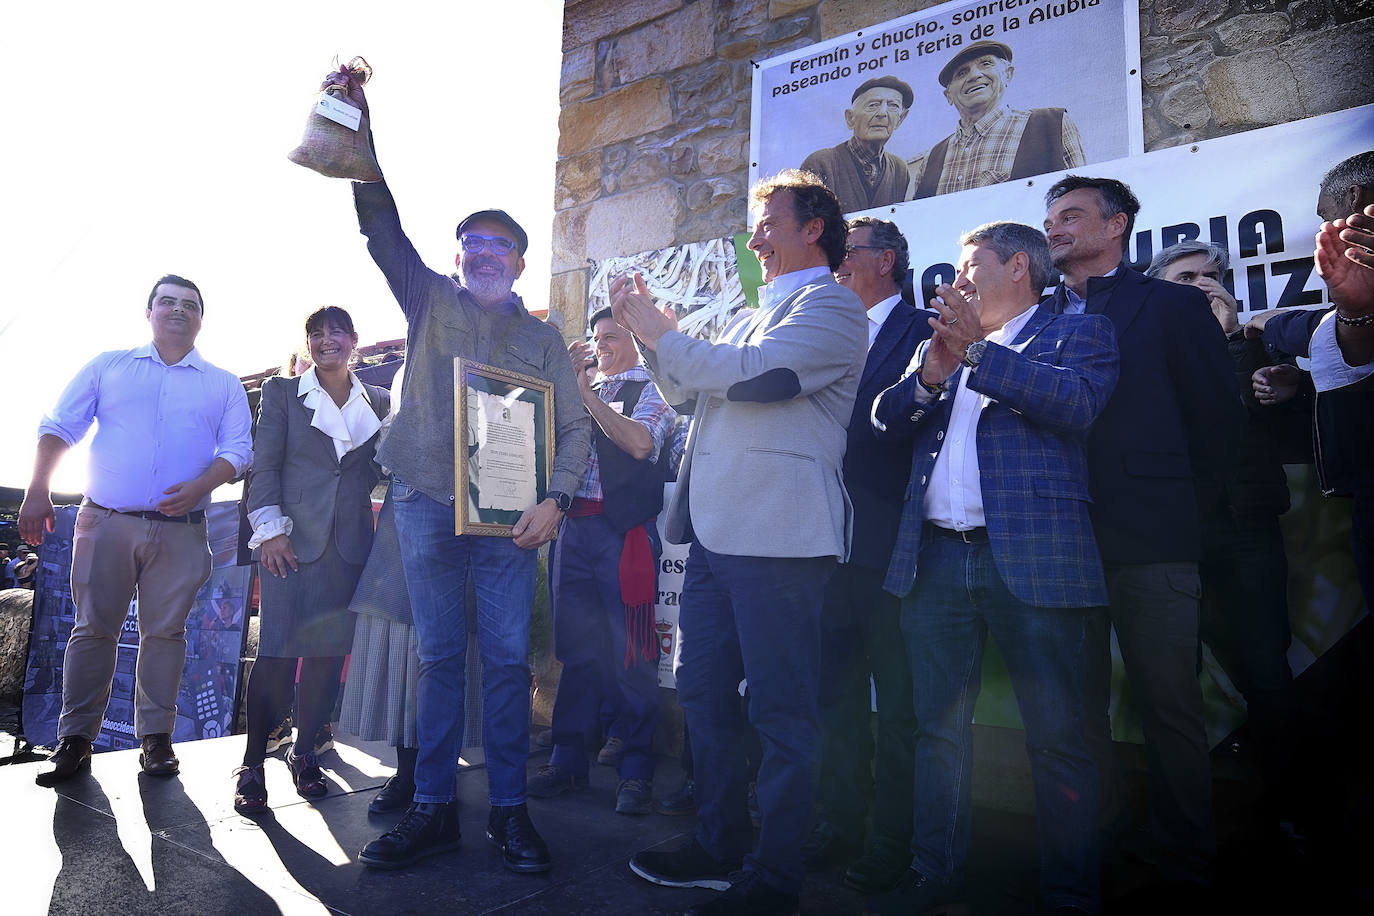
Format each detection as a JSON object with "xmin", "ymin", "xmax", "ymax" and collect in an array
[
  {"xmin": 548, "ymin": 513, "xmax": 662, "ymax": 780},
  {"xmin": 904, "ymin": 533, "xmax": 1099, "ymax": 911},
  {"xmin": 391, "ymin": 478, "xmax": 535, "ymax": 806},
  {"xmin": 675, "ymin": 541, "xmax": 834, "ymax": 894}
]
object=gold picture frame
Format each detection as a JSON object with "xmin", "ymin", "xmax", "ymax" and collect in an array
[{"xmin": 454, "ymin": 358, "xmax": 556, "ymax": 536}]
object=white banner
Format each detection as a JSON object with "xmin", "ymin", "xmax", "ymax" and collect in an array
[
  {"xmin": 751, "ymin": 0, "xmax": 1142, "ymax": 214},
  {"xmin": 655, "ymin": 482, "xmax": 688, "ymax": 688},
  {"xmin": 875, "ymin": 104, "xmax": 1374, "ymax": 315}
]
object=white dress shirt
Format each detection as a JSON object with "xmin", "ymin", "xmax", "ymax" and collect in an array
[
  {"xmin": 924, "ymin": 304, "xmax": 1039, "ymax": 530},
  {"xmin": 866, "ymin": 293, "xmax": 902, "ymax": 351},
  {"xmin": 247, "ymin": 368, "xmax": 382, "ymax": 546},
  {"xmin": 39, "ymin": 344, "xmax": 252, "ymax": 513},
  {"xmin": 758, "ymin": 265, "xmax": 833, "ymax": 312}
]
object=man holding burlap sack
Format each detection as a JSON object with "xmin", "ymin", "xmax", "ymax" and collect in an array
[{"xmin": 325, "ymin": 70, "xmax": 592, "ymax": 873}]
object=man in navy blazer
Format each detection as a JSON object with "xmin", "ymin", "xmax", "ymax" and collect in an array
[
  {"xmin": 1044, "ymin": 176, "xmax": 1244, "ymax": 889},
  {"xmin": 869, "ymin": 222, "xmax": 1118, "ymax": 915},
  {"xmin": 803, "ymin": 217, "xmax": 931, "ymax": 893}
]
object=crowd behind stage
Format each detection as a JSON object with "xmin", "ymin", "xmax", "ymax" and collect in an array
[{"xmin": 13, "ymin": 83, "xmax": 1374, "ymax": 916}]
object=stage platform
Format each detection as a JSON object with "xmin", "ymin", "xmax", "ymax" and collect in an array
[{"xmin": 2, "ymin": 725, "xmax": 1366, "ymax": 914}]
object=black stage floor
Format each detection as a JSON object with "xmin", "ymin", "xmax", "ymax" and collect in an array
[{"xmin": 3, "ymin": 726, "xmax": 1368, "ymax": 914}]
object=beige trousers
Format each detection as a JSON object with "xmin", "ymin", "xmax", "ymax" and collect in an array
[{"xmin": 59, "ymin": 505, "xmax": 212, "ymax": 740}]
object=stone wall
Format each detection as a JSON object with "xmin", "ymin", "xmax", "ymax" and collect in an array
[{"xmin": 551, "ymin": 0, "xmax": 1374, "ymax": 333}]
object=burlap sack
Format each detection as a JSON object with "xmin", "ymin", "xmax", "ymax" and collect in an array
[{"xmin": 288, "ymin": 57, "xmax": 382, "ymax": 182}]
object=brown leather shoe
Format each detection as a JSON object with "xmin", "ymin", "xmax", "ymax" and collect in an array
[
  {"xmin": 139, "ymin": 733, "xmax": 180, "ymax": 777},
  {"xmin": 287, "ymin": 749, "xmax": 328, "ymax": 798},
  {"xmin": 233, "ymin": 764, "xmax": 269, "ymax": 815},
  {"xmin": 35, "ymin": 736, "xmax": 93, "ymax": 787}
]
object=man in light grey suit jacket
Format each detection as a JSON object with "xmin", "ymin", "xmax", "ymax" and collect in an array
[{"xmin": 614, "ymin": 170, "xmax": 868, "ymax": 916}]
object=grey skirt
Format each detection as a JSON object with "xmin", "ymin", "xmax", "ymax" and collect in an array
[
  {"xmin": 338, "ymin": 613, "xmax": 419, "ymax": 747},
  {"xmin": 257, "ymin": 538, "xmax": 362, "ymax": 658}
]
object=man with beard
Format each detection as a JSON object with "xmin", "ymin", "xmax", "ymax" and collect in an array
[
  {"xmin": 346, "ymin": 82, "xmax": 593, "ymax": 873},
  {"xmin": 802, "ymin": 76, "xmax": 915, "ymax": 214},
  {"xmin": 1044, "ymin": 175, "xmax": 1243, "ymax": 895},
  {"xmin": 911, "ymin": 41, "xmax": 1086, "ymax": 199}
]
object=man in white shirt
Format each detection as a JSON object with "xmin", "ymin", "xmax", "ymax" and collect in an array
[
  {"xmin": 22, "ymin": 274, "xmax": 253, "ymax": 786},
  {"xmin": 1248, "ymin": 154, "xmax": 1374, "ymax": 625},
  {"xmin": 870, "ymin": 222, "xmax": 1118, "ymax": 915},
  {"xmin": 613, "ymin": 170, "xmax": 867, "ymax": 916}
]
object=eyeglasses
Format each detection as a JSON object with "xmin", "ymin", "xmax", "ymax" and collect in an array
[
  {"xmin": 459, "ymin": 234, "xmax": 516, "ymax": 255},
  {"xmin": 843, "ymin": 245, "xmax": 886, "ymax": 258}
]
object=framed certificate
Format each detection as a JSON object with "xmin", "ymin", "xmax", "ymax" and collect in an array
[{"xmin": 454, "ymin": 358, "xmax": 555, "ymax": 536}]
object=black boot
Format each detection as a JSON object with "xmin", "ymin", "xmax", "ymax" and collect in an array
[
  {"xmin": 358, "ymin": 801, "xmax": 461, "ymax": 870},
  {"xmin": 35, "ymin": 736, "xmax": 93, "ymax": 787},
  {"xmin": 369, "ymin": 746, "xmax": 417, "ymax": 815},
  {"xmin": 486, "ymin": 803, "xmax": 551, "ymax": 873}
]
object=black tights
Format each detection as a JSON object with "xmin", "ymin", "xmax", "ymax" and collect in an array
[
  {"xmin": 394, "ymin": 744, "xmax": 418, "ymax": 784},
  {"xmin": 242, "ymin": 655, "xmax": 344, "ymax": 768}
]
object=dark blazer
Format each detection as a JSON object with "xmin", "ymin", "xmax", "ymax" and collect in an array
[
  {"xmin": 875, "ymin": 306, "xmax": 1120, "ymax": 607},
  {"xmin": 248, "ymin": 375, "xmax": 389, "ymax": 566},
  {"xmin": 845, "ymin": 300, "xmax": 934, "ymax": 572},
  {"xmin": 1049, "ymin": 265, "xmax": 1244, "ymax": 566}
]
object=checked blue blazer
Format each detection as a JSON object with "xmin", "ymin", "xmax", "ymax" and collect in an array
[{"xmin": 873, "ymin": 305, "xmax": 1120, "ymax": 608}]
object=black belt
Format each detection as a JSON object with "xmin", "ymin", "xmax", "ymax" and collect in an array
[
  {"xmin": 84, "ymin": 499, "xmax": 205, "ymax": 525},
  {"xmin": 926, "ymin": 523, "xmax": 988, "ymax": 544}
]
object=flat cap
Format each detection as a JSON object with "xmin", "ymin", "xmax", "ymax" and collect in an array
[
  {"xmin": 456, "ymin": 209, "xmax": 529, "ymax": 255},
  {"xmin": 937, "ymin": 40, "xmax": 1013, "ymax": 87},
  {"xmin": 851, "ymin": 75, "xmax": 914, "ymax": 109}
]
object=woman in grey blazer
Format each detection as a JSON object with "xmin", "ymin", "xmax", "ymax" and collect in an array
[{"xmin": 234, "ymin": 306, "xmax": 388, "ymax": 813}]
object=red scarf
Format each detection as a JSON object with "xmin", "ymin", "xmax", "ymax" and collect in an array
[
  {"xmin": 619, "ymin": 523, "xmax": 657, "ymax": 668},
  {"xmin": 567, "ymin": 499, "xmax": 657, "ymax": 668}
]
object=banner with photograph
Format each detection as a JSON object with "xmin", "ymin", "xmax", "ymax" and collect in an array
[
  {"xmin": 751, "ymin": 0, "xmax": 1142, "ymax": 214},
  {"xmin": 22, "ymin": 503, "xmax": 252, "ymax": 750}
]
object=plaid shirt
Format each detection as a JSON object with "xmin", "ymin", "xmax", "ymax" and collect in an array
[
  {"xmin": 916, "ymin": 105, "xmax": 1086, "ymax": 196},
  {"xmin": 575, "ymin": 365, "xmax": 675, "ymax": 501}
]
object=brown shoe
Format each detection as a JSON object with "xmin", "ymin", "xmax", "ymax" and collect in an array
[
  {"xmin": 287, "ymin": 749, "xmax": 328, "ymax": 798},
  {"xmin": 35, "ymin": 736, "xmax": 93, "ymax": 787},
  {"xmin": 140, "ymin": 733, "xmax": 180, "ymax": 777},
  {"xmin": 233, "ymin": 764, "xmax": 269, "ymax": 815}
]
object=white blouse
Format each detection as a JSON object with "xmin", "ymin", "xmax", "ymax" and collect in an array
[{"xmin": 247, "ymin": 368, "xmax": 383, "ymax": 548}]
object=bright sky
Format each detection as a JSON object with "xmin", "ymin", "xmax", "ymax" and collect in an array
[{"xmin": 0, "ymin": 1, "xmax": 564, "ymax": 493}]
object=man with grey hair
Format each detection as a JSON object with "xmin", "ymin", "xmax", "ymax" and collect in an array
[
  {"xmin": 910, "ymin": 41, "xmax": 1086, "ymax": 199},
  {"xmin": 802, "ymin": 216, "xmax": 932, "ymax": 892},
  {"xmin": 1148, "ymin": 241, "xmax": 1304, "ymax": 834},
  {"xmin": 802, "ymin": 76, "xmax": 915, "ymax": 214},
  {"xmin": 868, "ymin": 221, "xmax": 1118, "ymax": 914}
]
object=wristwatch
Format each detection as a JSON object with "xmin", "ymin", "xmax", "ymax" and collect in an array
[
  {"xmin": 546, "ymin": 490, "xmax": 573, "ymax": 512},
  {"xmin": 961, "ymin": 339, "xmax": 988, "ymax": 369}
]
